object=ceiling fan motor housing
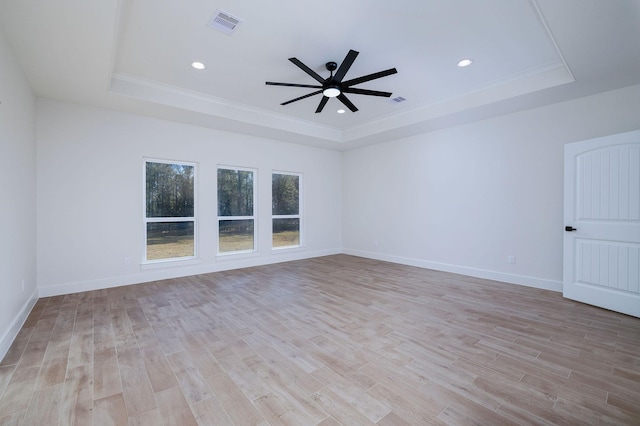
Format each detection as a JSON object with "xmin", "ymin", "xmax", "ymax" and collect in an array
[{"xmin": 323, "ymin": 62, "xmax": 340, "ymax": 96}]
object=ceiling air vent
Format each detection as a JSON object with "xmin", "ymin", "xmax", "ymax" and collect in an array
[
  {"xmin": 208, "ymin": 9, "xmax": 243, "ymax": 35},
  {"xmin": 391, "ymin": 96, "xmax": 406, "ymax": 104}
]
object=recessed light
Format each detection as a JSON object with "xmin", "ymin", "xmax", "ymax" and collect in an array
[
  {"xmin": 457, "ymin": 59, "xmax": 472, "ymax": 67},
  {"xmin": 337, "ymin": 109, "xmax": 346, "ymax": 114},
  {"xmin": 191, "ymin": 61, "xmax": 206, "ymax": 70}
]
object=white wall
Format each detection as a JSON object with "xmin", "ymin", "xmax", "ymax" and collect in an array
[
  {"xmin": 4, "ymin": 36, "xmax": 640, "ymax": 360},
  {"xmin": 36, "ymin": 99, "xmax": 342, "ymax": 296},
  {"xmin": 0, "ymin": 27, "xmax": 38, "ymax": 359},
  {"xmin": 343, "ymin": 84, "xmax": 640, "ymax": 290}
]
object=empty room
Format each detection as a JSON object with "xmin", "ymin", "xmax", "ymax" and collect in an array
[{"xmin": 1, "ymin": 0, "xmax": 640, "ymax": 424}]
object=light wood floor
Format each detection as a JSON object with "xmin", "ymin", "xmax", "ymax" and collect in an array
[{"xmin": 1, "ymin": 255, "xmax": 639, "ymax": 425}]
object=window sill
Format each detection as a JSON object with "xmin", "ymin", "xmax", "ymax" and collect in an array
[
  {"xmin": 272, "ymin": 245, "xmax": 303, "ymax": 252},
  {"xmin": 215, "ymin": 250, "xmax": 260, "ymax": 261},
  {"xmin": 140, "ymin": 258, "xmax": 201, "ymax": 270}
]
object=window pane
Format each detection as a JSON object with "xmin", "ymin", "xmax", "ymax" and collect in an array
[
  {"xmin": 146, "ymin": 222, "xmax": 194, "ymax": 260},
  {"xmin": 272, "ymin": 174, "xmax": 299, "ymax": 215},
  {"xmin": 219, "ymin": 219, "xmax": 254, "ymax": 253},
  {"xmin": 272, "ymin": 218, "xmax": 300, "ymax": 248},
  {"xmin": 218, "ymin": 169, "xmax": 254, "ymax": 216},
  {"xmin": 146, "ymin": 162, "xmax": 194, "ymax": 217}
]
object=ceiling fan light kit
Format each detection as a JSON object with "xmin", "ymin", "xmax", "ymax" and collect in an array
[
  {"xmin": 266, "ymin": 49, "xmax": 397, "ymax": 113},
  {"xmin": 322, "ymin": 85, "xmax": 341, "ymax": 98}
]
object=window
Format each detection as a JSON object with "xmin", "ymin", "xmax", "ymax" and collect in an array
[
  {"xmin": 272, "ymin": 172, "xmax": 301, "ymax": 249},
  {"xmin": 217, "ymin": 167, "xmax": 256, "ymax": 254},
  {"xmin": 144, "ymin": 160, "xmax": 196, "ymax": 262}
]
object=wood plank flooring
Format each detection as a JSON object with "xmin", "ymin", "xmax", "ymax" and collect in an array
[{"xmin": 1, "ymin": 254, "xmax": 639, "ymax": 425}]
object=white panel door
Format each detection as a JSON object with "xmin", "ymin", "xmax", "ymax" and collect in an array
[{"xmin": 564, "ymin": 130, "xmax": 640, "ymax": 318}]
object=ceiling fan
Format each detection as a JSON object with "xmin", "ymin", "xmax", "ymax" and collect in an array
[{"xmin": 265, "ymin": 49, "xmax": 397, "ymax": 113}]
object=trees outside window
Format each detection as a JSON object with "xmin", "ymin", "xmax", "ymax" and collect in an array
[
  {"xmin": 217, "ymin": 167, "xmax": 256, "ymax": 254},
  {"xmin": 144, "ymin": 160, "xmax": 196, "ymax": 261},
  {"xmin": 272, "ymin": 172, "xmax": 301, "ymax": 249},
  {"xmin": 144, "ymin": 164, "xmax": 298, "ymax": 257}
]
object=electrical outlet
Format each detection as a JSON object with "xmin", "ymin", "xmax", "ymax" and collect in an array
[
  {"xmin": 123, "ymin": 257, "xmax": 131, "ymax": 266},
  {"xmin": 508, "ymin": 255, "xmax": 516, "ymax": 264}
]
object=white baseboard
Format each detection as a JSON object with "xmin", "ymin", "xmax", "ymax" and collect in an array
[
  {"xmin": 342, "ymin": 249, "xmax": 562, "ymax": 292},
  {"xmin": 0, "ymin": 289, "xmax": 38, "ymax": 362},
  {"xmin": 38, "ymin": 248, "xmax": 341, "ymax": 297},
  {"xmin": 6, "ymin": 249, "xmax": 558, "ymax": 361},
  {"xmin": 38, "ymin": 248, "xmax": 561, "ymax": 298}
]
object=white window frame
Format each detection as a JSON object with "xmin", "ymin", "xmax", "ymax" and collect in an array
[
  {"xmin": 217, "ymin": 165, "xmax": 258, "ymax": 256},
  {"xmin": 143, "ymin": 158, "xmax": 198, "ymax": 264},
  {"xmin": 272, "ymin": 171, "xmax": 302, "ymax": 250}
]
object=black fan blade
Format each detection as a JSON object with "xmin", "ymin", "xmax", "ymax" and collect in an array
[
  {"xmin": 289, "ymin": 57, "xmax": 325, "ymax": 84},
  {"xmin": 337, "ymin": 94, "xmax": 358, "ymax": 112},
  {"xmin": 342, "ymin": 87, "xmax": 393, "ymax": 97},
  {"xmin": 315, "ymin": 96, "xmax": 329, "ymax": 113},
  {"xmin": 281, "ymin": 90, "xmax": 323, "ymax": 106},
  {"xmin": 342, "ymin": 68, "xmax": 398, "ymax": 87},
  {"xmin": 266, "ymin": 82, "xmax": 322, "ymax": 89},
  {"xmin": 334, "ymin": 49, "xmax": 359, "ymax": 82}
]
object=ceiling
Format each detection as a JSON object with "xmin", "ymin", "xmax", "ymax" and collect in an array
[{"xmin": 1, "ymin": 0, "xmax": 639, "ymax": 150}]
